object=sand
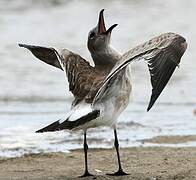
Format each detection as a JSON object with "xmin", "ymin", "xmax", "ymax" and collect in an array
[
  {"xmin": 142, "ymin": 135, "xmax": 196, "ymax": 144},
  {"xmin": 1, "ymin": 141, "xmax": 196, "ymax": 180}
]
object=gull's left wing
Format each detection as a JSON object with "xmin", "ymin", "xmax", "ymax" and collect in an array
[{"xmin": 93, "ymin": 32, "xmax": 187, "ymax": 111}]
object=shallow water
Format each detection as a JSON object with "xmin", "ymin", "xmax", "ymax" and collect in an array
[{"xmin": 0, "ymin": 0, "xmax": 196, "ymax": 157}]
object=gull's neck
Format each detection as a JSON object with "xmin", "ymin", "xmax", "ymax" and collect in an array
[{"xmin": 91, "ymin": 45, "xmax": 121, "ymax": 69}]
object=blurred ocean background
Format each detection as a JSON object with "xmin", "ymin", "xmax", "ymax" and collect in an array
[{"xmin": 0, "ymin": 0, "xmax": 196, "ymax": 157}]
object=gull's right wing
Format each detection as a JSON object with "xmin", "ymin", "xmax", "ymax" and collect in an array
[
  {"xmin": 19, "ymin": 44, "xmax": 102, "ymax": 104},
  {"xmin": 19, "ymin": 44, "xmax": 63, "ymax": 70},
  {"xmin": 93, "ymin": 32, "xmax": 187, "ymax": 111}
]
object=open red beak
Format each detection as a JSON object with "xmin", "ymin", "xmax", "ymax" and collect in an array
[
  {"xmin": 98, "ymin": 9, "xmax": 106, "ymax": 34},
  {"xmin": 98, "ymin": 9, "xmax": 118, "ymax": 34}
]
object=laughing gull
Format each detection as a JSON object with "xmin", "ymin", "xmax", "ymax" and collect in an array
[{"xmin": 19, "ymin": 9, "xmax": 187, "ymax": 177}]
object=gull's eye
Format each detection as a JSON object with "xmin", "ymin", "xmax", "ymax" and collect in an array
[{"xmin": 89, "ymin": 32, "xmax": 95, "ymax": 39}]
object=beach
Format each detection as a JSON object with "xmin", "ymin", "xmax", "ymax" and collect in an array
[
  {"xmin": 0, "ymin": 0, "xmax": 196, "ymax": 157},
  {"xmin": 1, "ymin": 135, "xmax": 196, "ymax": 180},
  {"xmin": 0, "ymin": 1, "xmax": 196, "ymax": 179}
]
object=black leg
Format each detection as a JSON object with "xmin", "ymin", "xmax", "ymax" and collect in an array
[
  {"xmin": 80, "ymin": 131, "xmax": 94, "ymax": 177},
  {"xmin": 107, "ymin": 128, "xmax": 129, "ymax": 176}
]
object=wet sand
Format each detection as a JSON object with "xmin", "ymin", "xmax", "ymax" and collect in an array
[
  {"xmin": 142, "ymin": 135, "xmax": 196, "ymax": 144},
  {"xmin": 1, "ymin": 137, "xmax": 196, "ymax": 180}
]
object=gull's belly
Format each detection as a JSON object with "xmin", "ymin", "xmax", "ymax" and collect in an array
[
  {"xmin": 84, "ymin": 69, "xmax": 132, "ymax": 129},
  {"xmin": 111, "ymin": 73, "xmax": 132, "ymax": 123},
  {"xmin": 90, "ymin": 84, "xmax": 131, "ymax": 129},
  {"xmin": 111, "ymin": 67, "xmax": 132, "ymax": 118}
]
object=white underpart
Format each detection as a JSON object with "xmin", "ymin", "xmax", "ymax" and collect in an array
[
  {"xmin": 59, "ymin": 102, "xmax": 93, "ymax": 123},
  {"xmin": 68, "ymin": 102, "xmax": 93, "ymax": 122},
  {"xmin": 59, "ymin": 78, "xmax": 132, "ymax": 130},
  {"xmin": 55, "ymin": 48, "xmax": 132, "ymax": 130},
  {"xmin": 59, "ymin": 110, "xmax": 73, "ymax": 124},
  {"xmin": 89, "ymin": 67, "xmax": 132, "ymax": 129}
]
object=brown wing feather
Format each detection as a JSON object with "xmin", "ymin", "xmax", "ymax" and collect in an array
[
  {"xmin": 55, "ymin": 50, "xmax": 105, "ymax": 104},
  {"xmin": 19, "ymin": 44, "xmax": 63, "ymax": 70},
  {"xmin": 93, "ymin": 32, "xmax": 187, "ymax": 111},
  {"xmin": 19, "ymin": 44, "xmax": 105, "ymax": 104}
]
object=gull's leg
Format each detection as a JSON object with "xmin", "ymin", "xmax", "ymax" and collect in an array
[
  {"xmin": 80, "ymin": 131, "xmax": 93, "ymax": 177},
  {"xmin": 107, "ymin": 127, "xmax": 129, "ymax": 176}
]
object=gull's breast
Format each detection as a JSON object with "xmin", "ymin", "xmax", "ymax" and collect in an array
[{"xmin": 89, "ymin": 67, "xmax": 132, "ymax": 128}]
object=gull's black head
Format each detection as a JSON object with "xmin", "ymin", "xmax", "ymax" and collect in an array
[{"xmin": 87, "ymin": 9, "xmax": 118, "ymax": 53}]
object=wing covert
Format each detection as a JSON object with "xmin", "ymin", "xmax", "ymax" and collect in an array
[
  {"xmin": 19, "ymin": 44, "xmax": 103, "ymax": 103},
  {"xmin": 19, "ymin": 44, "xmax": 63, "ymax": 70},
  {"xmin": 93, "ymin": 32, "xmax": 187, "ymax": 111},
  {"xmin": 55, "ymin": 49, "xmax": 103, "ymax": 103}
]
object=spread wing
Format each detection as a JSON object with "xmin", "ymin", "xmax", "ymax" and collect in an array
[
  {"xmin": 93, "ymin": 32, "xmax": 187, "ymax": 111},
  {"xmin": 19, "ymin": 44, "xmax": 63, "ymax": 70},
  {"xmin": 19, "ymin": 44, "xmax": 103, "ymax": 104}
]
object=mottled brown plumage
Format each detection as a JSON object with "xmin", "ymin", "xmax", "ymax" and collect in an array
[
  {"xmin": 19, "ymin": 32, "xmax": 187, "ymax": 110},
  {"xmin": 18, "ymin": 44, "xmax": 109, "ymax": 105},
  {"xmin": 94, "ymin": 32, "xmax": 187, "ymax": 111},
  {"xmin": 19, "ymin": 9, "xmax": 187, "ymax": 177},
  {"xmin": 58, "ymin": 50, "xmax": 107, "ymax": 104}
]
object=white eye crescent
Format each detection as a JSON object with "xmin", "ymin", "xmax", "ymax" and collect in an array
[{"xmin": 89, "ymin": 32, "xmax": 95, "ymax": 39}]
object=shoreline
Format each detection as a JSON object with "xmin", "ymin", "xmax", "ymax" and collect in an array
[{"xmin": 1, "ymin": 146, "xmax": 196, "ymax": 179}]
